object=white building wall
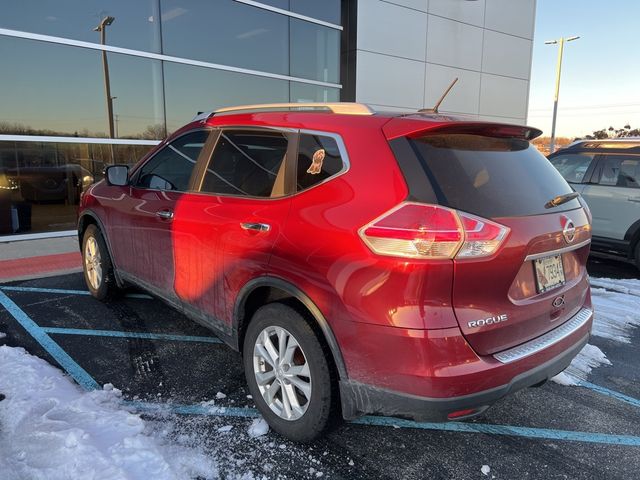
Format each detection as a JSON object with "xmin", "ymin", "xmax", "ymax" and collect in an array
[{"xmin": 354, "ymin": 0, "xmax": 536, "ymax": 125}]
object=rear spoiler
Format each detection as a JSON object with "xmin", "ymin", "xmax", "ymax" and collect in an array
[{"xmin": 383, "ymin": 119, "xmax": 543, "ymax": 142}]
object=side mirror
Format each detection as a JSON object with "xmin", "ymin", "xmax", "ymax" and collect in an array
[{"xmin": 105, "ymin": 165, "xmax": 129, "ymax": 186}]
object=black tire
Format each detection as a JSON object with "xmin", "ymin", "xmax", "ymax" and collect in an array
[
  {"xmin": 82, "ymin": 224, "xmax": 119, "ymax": 300},
  {"xmin": 635, "ymin": 241, "xmax": 640, "ymax": 272},
  {"xmin": 243, "ymin": 303, "xmax": 336, "ymax": 442}
]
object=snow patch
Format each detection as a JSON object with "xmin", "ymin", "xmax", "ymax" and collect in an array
[
  {"xmin": 0, "ymin": 345, "xmax": 217, "ymax": 480},
  {"xmin": 0, "ymin": 332, "xmax": 6, "ymax": 339},
  {"xmin": 247, "ymin": 418, "xmax": 269, "ymax": 438},
  {"xmin": 481, "ymin": 464, "xmax": 491, "ymax": 476},
  {"xmin": 552, "ymin": 344, "xmax": 611, "ymax": 385},
  {"xmin": 553, "ymin": 278, "xmax": 640, "ymax": 385}
]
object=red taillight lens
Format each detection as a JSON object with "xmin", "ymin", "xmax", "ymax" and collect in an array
[
  {"xmin": 359, "ymin": 203, "xmax": 509, "ymax": 260},
  {"xmin": 456, "ymin": 212, "xmax": 510, "ymax": 258}
]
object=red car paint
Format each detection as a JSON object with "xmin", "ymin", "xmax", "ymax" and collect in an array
[{"xmin": 79, "ymin": 110, "xmax": 592, "ymax": 413}]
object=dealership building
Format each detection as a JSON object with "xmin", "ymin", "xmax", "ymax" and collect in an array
[{"xmin": 0, "ymin": 0, "xmax": 536, "ymax": 239}]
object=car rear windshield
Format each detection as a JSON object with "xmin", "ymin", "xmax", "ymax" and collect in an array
[{"xmin": 409, "ymin": 134, "xmax": 581, "ymax": 218}]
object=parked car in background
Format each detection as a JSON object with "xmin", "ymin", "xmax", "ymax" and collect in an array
[
  {"xmin": 78, "ymin": 103, "xmax": 593, "ymax": 441},
  {"xmin": 7, "ymin": 164, "xmax": 95, "ymax": 204},
  {"xmin": 549, "ymin": 139, "xmax": 640, "ymax": 270}
]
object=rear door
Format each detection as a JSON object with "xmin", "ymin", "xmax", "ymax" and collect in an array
[
  {"xmin": 579, "ymin": 154, "xmax": 640, "ymax": 240},
  {"xmin": 171, "ymin": 128, "xmax": 294, "ymax": 328},
  {"xmin": 409, "ymin": 133, "xmax": 591, "ymax": 355}
]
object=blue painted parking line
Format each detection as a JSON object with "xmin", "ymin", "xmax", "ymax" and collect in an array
[
  {"xmin": 126, "ymin": 400, "xmax": 260, "ymax": 418},
  {"xmin": 0, "ymin": 286, "xmax": 153, "ymax": 299},
  {"xmin": 578, "ymin": 380, "xmax": 640, "ymax": 409},
  {"xmin": 1, "ymin": 286, "xmax": 91, "ymax": 295},
  {"xmin": 0, "ymin": 289, "xmax": 99, "ymax": 391},
  {"xmin": 124, "ymin": 399, "xmax": 640, "ymax": 447},
  {"xmin": 41, "ymin": 326, "xmax": 223, "ymax": 344},
  {"xmin": 352, "ymin": 415, "xmax": 640, "ymax": 447}
]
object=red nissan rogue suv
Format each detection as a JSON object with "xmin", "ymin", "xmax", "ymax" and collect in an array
[{"xmin": 78, "ymin": 103, "xmax": 593, "ymax": 442}]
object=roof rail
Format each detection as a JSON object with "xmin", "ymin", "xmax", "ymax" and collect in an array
[{"xmin": 212, "ymin": 102, "xmax": 375, "ymax": 116}]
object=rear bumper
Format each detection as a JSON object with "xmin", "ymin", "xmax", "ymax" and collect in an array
[{"xmin": 340, "ymin": 309, "xmax": 592, "ymax": 422}]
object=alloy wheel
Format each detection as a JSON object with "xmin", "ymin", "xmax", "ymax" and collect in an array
[
  {"xmin": 84, "ymin": 236, "xmax": 103, "ymax": 290},
  {"xmin": 253, "ymin": 325, "xmax": 312, "ymax": 421}
]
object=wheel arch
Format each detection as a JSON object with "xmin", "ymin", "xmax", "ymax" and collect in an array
[
  {"xmin": 77, "ymin": 210, "xmax": 124, "ymax": 286},
  {"xmin": 233, "ymin": 277, "xmax": 348, "ymax": 380},
  {"xmin": 624, "ymin": 218, "xmax": 640, "ymax": 258}
]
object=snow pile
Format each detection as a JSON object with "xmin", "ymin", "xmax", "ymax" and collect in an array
[
  {"xmin": 0, "ymin": 345, "xmax": 217, "ymax": 480},
  {"xmin": 247, "ymin": 418, "xmax": 269, "ymax": 438},
  {"xmin": 552, "ymin": 343, "xmax": 611, "ymax": 385},
  {"xmin": 552, "ymin": 277, "xmax": 640, "ymax": 385}
]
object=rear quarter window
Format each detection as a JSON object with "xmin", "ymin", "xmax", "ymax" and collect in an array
[
  {"xmin": 296, "ymin": 133, "xmax": 344, "ymax": 191},
  {"xmin": 409, "ymin": 134, "xmax": 581, "ymax": 218}
]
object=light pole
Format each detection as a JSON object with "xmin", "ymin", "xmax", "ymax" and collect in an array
[
  {"xmin": 94, "ymin": 16, "xmax": 116, "ymax": 160},
  {"xmin": 545, "ymin": 35, "xmax": 580, "ymax": 153}
]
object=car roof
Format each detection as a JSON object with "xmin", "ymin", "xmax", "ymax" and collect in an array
[
  {"xmin": 172, "ymin": 103, "xmax": 542, "ymax": 141},
  {"xmin": 554, "ymin": 138, "xmax": 640, "ymax": 155}
]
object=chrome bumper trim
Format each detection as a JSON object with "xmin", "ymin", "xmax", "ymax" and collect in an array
[
  {"xmin": 493, "ymin": 308, "xmax": 593, "ymax": 364},
  {"xmin": 524, "ymin": 238, "xmax": 591, "ymax": 261}
]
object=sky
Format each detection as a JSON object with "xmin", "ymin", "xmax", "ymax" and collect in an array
[{"xmin": 527, "ymin": 0, "xmax": 640, "ymax": 138}]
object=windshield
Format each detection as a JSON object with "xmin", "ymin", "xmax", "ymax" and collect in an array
[{"xmin": 410, "ymin": 134, "xmax": 581, "ymax": 218}]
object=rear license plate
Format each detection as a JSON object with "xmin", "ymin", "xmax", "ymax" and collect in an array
[{"xmin": 534, "ymin": 254, "xmax": 565, "ymax": 293}]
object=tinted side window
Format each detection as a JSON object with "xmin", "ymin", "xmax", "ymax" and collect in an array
[
  {"xmin": 549, "ymin": 153, "xmax": 595, "ymax": 183},
  {"xmin": 135, "ymin": 130, "xmax": 208, "ymax": 191},
  {"xmin": 296, "ymin": 134, "xmax": 344, "ymax": 191},
  {"xmin": 598, "ymin": 155, "xmax": 640, "ymax": 188},
  {"xmin": 201, "ymin": 131, "xmax": 288, "ymax": 197}
]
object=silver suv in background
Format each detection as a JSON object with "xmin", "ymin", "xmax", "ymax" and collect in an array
[{"xmin": 549, "ymin": 139, "xmax": 640, "ymax": 270}]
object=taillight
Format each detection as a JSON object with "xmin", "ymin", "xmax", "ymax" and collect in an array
[{"xmin": 359, "ymin": 202, "xmax": 509, "ymax": 260}]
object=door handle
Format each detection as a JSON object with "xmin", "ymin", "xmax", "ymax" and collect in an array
[
  {"xmin": 240, "ymin": 222, "xmax": 270, "ymax": 232},
  {"xmin": 628, "ymin": 197, "xmax": 640, "ymax": 203},
  {"xmin": 156, "ymin": 209, "xmax": 174, "ymax": 220}
]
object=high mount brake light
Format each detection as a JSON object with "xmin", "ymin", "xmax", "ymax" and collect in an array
[{"xmin": 359, "ymin": 203, "xmax": 509, "ymax": 260}]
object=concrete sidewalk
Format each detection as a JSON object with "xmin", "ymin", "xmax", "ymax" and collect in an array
[{"xmin": 0, "ymin": 236, "xmax": 81, "ymax": 282}]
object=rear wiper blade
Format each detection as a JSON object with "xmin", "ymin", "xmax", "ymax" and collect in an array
[{"xmin": 545, "ymin": 192, "xmax": 580, "ymax": 209}]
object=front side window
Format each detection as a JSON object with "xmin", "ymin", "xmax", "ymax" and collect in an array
[
  {"xmin": 200, "ymin": 130, "xmax": 288, "ymax": 198},
  {"xmin": 296, "ymin": 133, "xmax": 344, "ymax": 191},
  {"xmin": 134, "ymin": 130, "xmax": 208, "ymax": 191},
  {"xmin": 597, "ymin": 155, "xmax": 640, "ymax": 188},
  {"xmin": 549, "ymin": 153, "xmax": 595, "ymax": 184}
]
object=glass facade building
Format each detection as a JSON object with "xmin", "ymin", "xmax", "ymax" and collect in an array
[
  {"xmin": 0, "ymin": 0, "xmax": 343, "ymax": 236},
  {"xmin": 0, "ymin": 0, "xmax": 537, "ymax": 238}
]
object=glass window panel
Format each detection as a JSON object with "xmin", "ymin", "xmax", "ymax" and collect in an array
[
  {"xmin": 290, "ymin": 0, "xmax": 341, "ymax": 24},
  {"xmin": 599, "ymin": 155, "xmax": 640, "ymax": 188},
  {"xmin": 0, "ymin": 36, "xmax": 165, "ymax": 140},
  {"xmin": 135, "ymin": 131, "xmax": 207, "ymax": 191},
  {"xmin": 296, "ymin": 134, "xmax": 344, "ymax": 191},
  {"xmin": 161, "ymin": 0, "xmax": 288, "ymax": 75},
  {"xmin": 548, "ymin": 153, "xmax": 595, "ymax": 184},
  {"xmin": 201, "ymin": 131, "xmax": 288, "ymax": 197},
  {"xmin": 290, "ymin": 83, "xmax": 340, "ymax": 103},
  {"xmin": 0, "ymin": 141, "xmax": 154, "ymax": 235},
  {"xmin": 253, "ymin": 0, "xmax": 290, "ymax": 9},
  {"xmin": 290, "ymin": 20, "xmax": 340, "ymax": 83},
  {"xmin": 0, "ymin": 1, "xmax": 162, "ymax": 53},
  {"xmin": 163, "ymin": 63, "xmax": 289, "ymax": 133}
]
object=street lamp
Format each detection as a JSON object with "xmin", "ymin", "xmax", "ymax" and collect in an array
[
  {"xmin": 545, "ymin": 35, "xmax": 580, "ymax": 153},
  {"xmin": 94, "ymin": 16, "xmax": 116, "ymax": 149}
]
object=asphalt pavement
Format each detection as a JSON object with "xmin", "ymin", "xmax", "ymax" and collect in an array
[{"xmin": 0, "ymin": 260, "xmax": 638, "ymax": 479}]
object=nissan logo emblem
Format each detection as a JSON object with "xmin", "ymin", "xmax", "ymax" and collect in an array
[
  {"xmin": 562, "ymin": 218, "xmax": 576, "ymax": 244},
  {"xmin": 552, "ymin": 296, "xmax": 565, "ymax": 308}
]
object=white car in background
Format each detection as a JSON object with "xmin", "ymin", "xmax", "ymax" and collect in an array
[{"xmin": 549, "ymin": 139, "xmax": 640, "ymax": 271}]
